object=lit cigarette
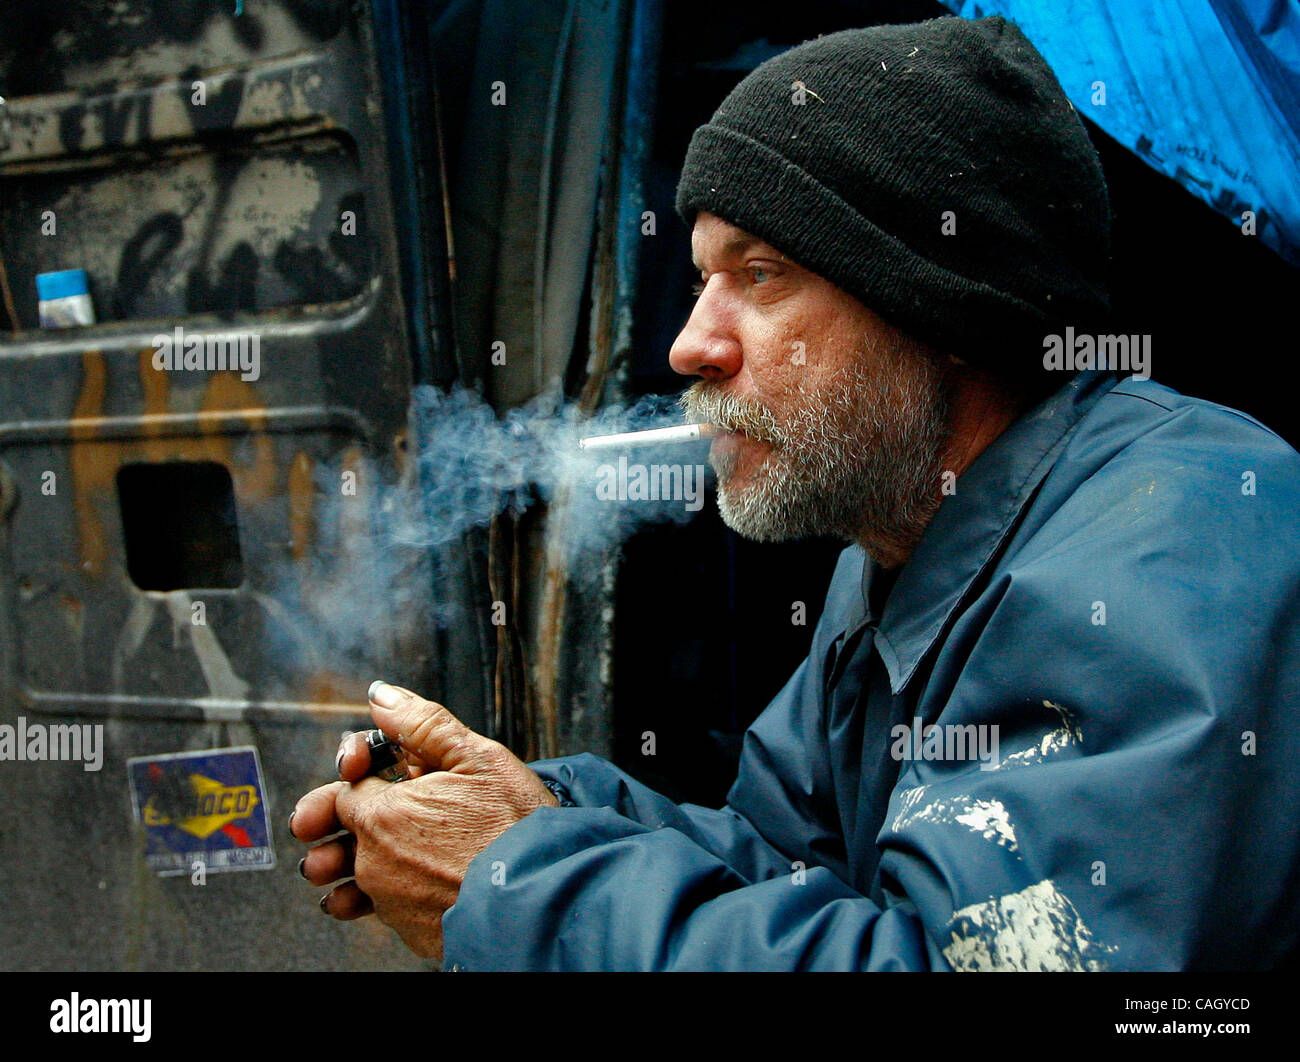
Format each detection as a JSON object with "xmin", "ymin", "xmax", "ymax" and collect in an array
[{"xmin": 578, "ymin": 423, "xmax": 717, "ymax": 451}]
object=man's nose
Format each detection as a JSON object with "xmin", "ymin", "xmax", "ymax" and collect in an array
[{"xmin": 668, "ymin": 280, "xmax": 743, "ymax": 380}]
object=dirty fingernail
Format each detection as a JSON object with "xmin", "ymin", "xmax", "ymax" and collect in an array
[{"xmin": 368, "ymin": 680, "xmax": 402, "ymax": 710}]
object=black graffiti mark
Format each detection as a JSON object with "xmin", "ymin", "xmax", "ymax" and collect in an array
[
  {"xmin": 107, "ymin": 164, "xmax": 366, "ymax": 321},
  {"xmin": 58, "ymin": 104, "xmax": 86, "ymax": 155},
  {"xmin": 178, "ymin": 65, "xmax": 247, "ymax": 133},
  {"xmin": 114, "ymin": 213, "xmax": 185, "ymax": 319},
  {"xmin": 0, "ymin": 7, "xmax": 65, "ymax": 96},
  {"xmin": 149, "ymin": 0, "xmax": 347, "ymax": 47},
  {"xmin": 2, "ymin": 0, "xmax": 348, "ymax": 100},
  {"xmin": 57, "ymin": 89, "xmax": 155, "ymax": 154},
  {"xmin": 115, "ymin": 216, "xmax": 264, "ymax": 319},
  {"xmin": 150, "ymin": 0, "xmax": 347, "ymax": 45},
  {"xmin": 280, "ymin": 0, "xmax": 350, "ymax": 43},
  {"xmin": 271, "ymin": 243, "xmax": 352, "ymax": 305},
  {"xmin": 272, "ymin": 191, "xmax": 369, "ymax": 302},
  {"xmin": 150, "ymin": 1, "xmax": 211, "ymax": 45},
  {"xmin": 230, "ymin": 10, "xmax": 267, "ymax": 53},
  {"xmin": 103, "ymin": 91, "xmax": 151, "ymax": 144},
  {"xmin": 187, "ymin": 240, "xmax": 260, "ymax": 315}
]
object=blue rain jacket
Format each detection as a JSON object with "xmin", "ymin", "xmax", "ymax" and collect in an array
[{"xmin": 442, "ymin": 369, "xmax": 1300, "ymax": 970}]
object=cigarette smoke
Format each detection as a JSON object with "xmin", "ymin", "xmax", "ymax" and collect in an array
[{"xmin": 264, "ymin": 383, "xmax": 714, "ymax": 668}]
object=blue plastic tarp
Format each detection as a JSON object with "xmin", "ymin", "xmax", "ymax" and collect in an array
[{"xmin": 941, "ymin": 1, "xmax": 1300, "ymax": 266}]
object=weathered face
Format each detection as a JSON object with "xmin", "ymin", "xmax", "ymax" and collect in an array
[{"xmin": 672, "ymin": 212, "xmax": 952, "ymax": 563}]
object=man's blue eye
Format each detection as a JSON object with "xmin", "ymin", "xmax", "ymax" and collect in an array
[{"xmin": 749, "ymin": 266, "xmax": 770, "ymax": 283}]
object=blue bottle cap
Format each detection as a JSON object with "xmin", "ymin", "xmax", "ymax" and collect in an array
[{"xmin": 36, "ymin": 269, "xmax": 90, "ymax": 301}]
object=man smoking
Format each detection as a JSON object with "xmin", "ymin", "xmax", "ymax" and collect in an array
[{"xmin": 291, "ymin": 15, "xmax": 1300, "ymax": 970}]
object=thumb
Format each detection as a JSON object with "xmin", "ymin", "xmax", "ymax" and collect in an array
[{"xmin": 367, "ymin": 680, "xmax": 489, "ymax": 773}]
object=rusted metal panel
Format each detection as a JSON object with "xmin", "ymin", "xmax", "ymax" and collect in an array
[
  {"xmin": 0, "ymin": 0, "xmax": 434, "ymax": 970},
  {"xmin": 0, "ymin": 0, "xmax": 653, "ymax": 971}
]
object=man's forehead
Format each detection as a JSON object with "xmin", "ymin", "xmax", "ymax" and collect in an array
[{"xmin": 690, "ymin": 213, "xmax": 785, "ymax": 267}]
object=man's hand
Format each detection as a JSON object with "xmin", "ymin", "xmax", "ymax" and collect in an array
[{"xmin": 289, "ymin": 681, "xmax": 560, "ymax": 962}]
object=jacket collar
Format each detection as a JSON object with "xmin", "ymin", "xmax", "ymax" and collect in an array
[{"xmin": 868, "ymin": 369, "xmax": 1120, "ymax": 694}]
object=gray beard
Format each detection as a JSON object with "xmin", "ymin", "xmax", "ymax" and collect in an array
[{"xmin": 680, "ymin": 344, "xmax": 951, "ymax": 562}]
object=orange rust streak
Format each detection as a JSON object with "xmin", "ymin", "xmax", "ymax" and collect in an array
[
  {"xmin": 338, "ymin": 444, "xmax": 366, "ymax": 546},
  {"xmin": 70, "ymin": 349, "xmax": 285, "ymax": 580},
  {"xmin": 288, "ymin": 451, "xmax": 314, "ymax": 563},
  {"xmin": 199, "ymin": 374, "xmax": 277, "ymax": 503},
  {"xmin": 137, "ymin": 346, "xmax": 172, "ymax": 462}
]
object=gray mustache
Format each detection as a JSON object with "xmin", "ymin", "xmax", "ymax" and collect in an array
[{"xmin": 679, "ymin": 384, "xmax": 784, "ymax": 443}]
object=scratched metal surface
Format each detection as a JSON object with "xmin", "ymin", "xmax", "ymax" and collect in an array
[
  {"xmin": 0, "ymin": 0, "xmax": 436, "ymax": 971},
  {"xmin": 0, "ymin": 0, "xmax": 649, "ymax": 971}
]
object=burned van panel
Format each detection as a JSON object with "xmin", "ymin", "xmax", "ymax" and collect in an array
[{"xmin": 0, "ymin": 0, "xmax": 432, "ymax": 970}]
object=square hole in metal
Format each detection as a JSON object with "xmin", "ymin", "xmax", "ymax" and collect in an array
[{"xmin": 116, "ymin": 462, "xmax": 244, "ymax": 591}]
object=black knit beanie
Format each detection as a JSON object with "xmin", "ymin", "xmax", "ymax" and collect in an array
[{"xmin": 675, "ymin": 15, "xmax": 1111, "ymax": 379}]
